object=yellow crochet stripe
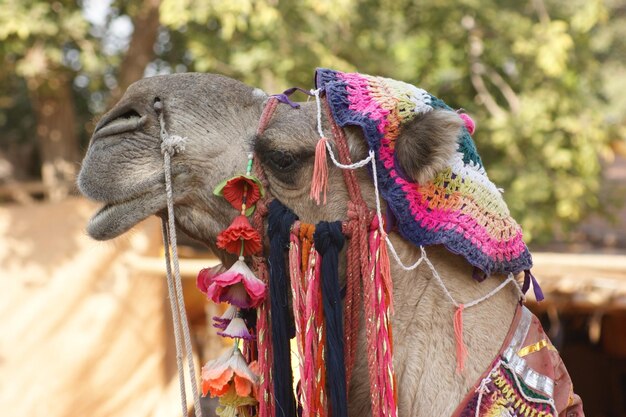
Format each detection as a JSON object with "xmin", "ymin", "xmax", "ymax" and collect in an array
[{"xmin": 432, "ymin": 167, "xmax": 510, "ymax": 216}]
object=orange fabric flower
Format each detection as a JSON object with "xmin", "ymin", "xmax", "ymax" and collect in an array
[
  {"xmin": 216, "ymin": 215, "xmax": 262, "ymax": 256},
  {"xmin": 201, "ymin": 346, "xmax": 259, "ymax": 398}
]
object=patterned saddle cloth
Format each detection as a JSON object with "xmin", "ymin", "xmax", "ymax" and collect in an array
[{"xmin": 452, "ymin": 306, "xmax": 584, "ymax": 417}]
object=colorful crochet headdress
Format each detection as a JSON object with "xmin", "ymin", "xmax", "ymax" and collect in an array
[{"xmin": 315, "ymin": 68, "xmax": 532, "ymax": 277}]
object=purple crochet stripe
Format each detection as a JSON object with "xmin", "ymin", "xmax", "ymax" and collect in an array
[{"xmin": 315, "ymin": 68, "xmax": 533, "ymax": 276}]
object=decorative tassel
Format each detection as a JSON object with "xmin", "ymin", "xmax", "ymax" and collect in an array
[
  {"xmin": 379, "ymin": 231, "xmax": 394, "ymax": 313},
  {"xmin": 310, "ymin": 253, "xmax": 328, "ymax": 417},
  {"xmin": 366, "ymin": 223, "xmax": 397, "ymax": 417},
  {"xmin": 267, "ymin": 200, "xmax": 298, "ymax": 417},
  {"xmin": 314, "ymin": 221, "xmax": 348, "ymax": 417},
  {"xmin": 254, "ymin": 262, "xmax": 274, "ymax": 417},
  {"xmin": 454, "ymin": 304, "xmax": 468, "ymax": 373},
  {"xmin": 310, "ymin": 137, "xmax": 329, "ymax": 205},
  {"xmin": 522, "ymin": 269, "xmax": 545, "ymax": 302},
  {"xmin": 300, "ymin": 224, "xmax": 324, "ymax": 417},
  {"xmin": 289, "ymin": 227, "xmax": 312, "ymax": 417}
]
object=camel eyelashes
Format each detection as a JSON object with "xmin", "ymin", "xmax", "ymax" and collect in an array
[
  {"xmin": 254, "ymin": 137, "xmax": 314, "ymax": 184},
  {"xmin": 266, "ymin": 150, "xmax": 298, "ymax": 171}
]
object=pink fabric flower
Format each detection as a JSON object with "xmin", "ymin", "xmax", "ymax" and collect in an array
[
  {"xmin": 196, "ymin": 264, "xmax": 225, "ymax": 295},
  {"xmin": 216, "ymin": 215, "xmax": 262, "ymax": 256},
  {"xmin": 201, "ymin": 346, "xmax": 259, "ymax": 398},
  {"xmin": 217, "ymin": 317, "xmax": 254, "ymax": 340},
  {"xmin": 206, "ymin": 259, "xmax": 267, "ymax": 308}
]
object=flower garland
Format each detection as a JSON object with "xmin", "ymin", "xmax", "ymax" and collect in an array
[{"xmin": 196, "ymin": 153, "xmax": 266, "ymax": 417}]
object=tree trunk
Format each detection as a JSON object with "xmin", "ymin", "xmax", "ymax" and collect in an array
[
  {"xmin": 110, "ymin": 0, "xmax": 161, "ymax": 102},
  {"xmin": 29, "ymin": 76, "xmax": 80, "ymax": 201},
  {"xmin": 24, "ymin": 0, "xmax": 161, "ymax": 201}
]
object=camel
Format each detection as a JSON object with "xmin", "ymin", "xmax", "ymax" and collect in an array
[{"xmin": 78, "ymin": 72, "xmax": 582, "ymax": 417}]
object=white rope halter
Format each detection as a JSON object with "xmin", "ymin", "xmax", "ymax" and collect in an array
[{"xmin": 156, "ymin": 99, "xmax": 203, "ymax": 417}]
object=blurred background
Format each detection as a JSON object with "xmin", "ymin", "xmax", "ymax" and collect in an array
[{"xmin": 1, "ymin": 0, "xmax": 625, "ymax": 416}]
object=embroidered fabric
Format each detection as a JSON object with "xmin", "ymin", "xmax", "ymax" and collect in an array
[{"xmin": 452, "ymin": 307, "xmax": 585, "ymax": 417}]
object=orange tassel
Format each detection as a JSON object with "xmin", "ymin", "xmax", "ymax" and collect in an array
[
  {"xmin": 453, "ymin": 304, "xmax": 468, "ymax": 373},
  {"xmin": 379, "ymin": 232, "xmax": 394, "ymax": 313},
  {"xmin": 310, "ymin": 137, "xmax": 329, "ymax": 205}
]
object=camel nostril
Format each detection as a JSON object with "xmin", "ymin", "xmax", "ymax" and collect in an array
[
  {"xmin": 93, "ymin": 105, "xmax": 146, "ymax": 139},
  {"xmin": 119, "ymin": 109, "xmax": 141, "ymax": 119}
]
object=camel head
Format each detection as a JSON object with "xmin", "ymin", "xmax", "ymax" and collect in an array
[{"xmin": 78, "ymin": 72, "xmax": 464, "ymax": 253}]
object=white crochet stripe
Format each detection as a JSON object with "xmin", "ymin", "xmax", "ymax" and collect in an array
[
  {"xmin": 380, "ymin": 76, "xmax": 433, "ymax": 115},
  {"xmin": 447, "ymin": 152, "xmax": 510, "ymax": 215},
  {"xmin": 406, "ymin": 84, "xmax": 433, "ymax": 115}
]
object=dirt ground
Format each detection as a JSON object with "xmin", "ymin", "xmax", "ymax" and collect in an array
[{"xmin": 0, "ymin": 197, "xmax": 215, "ymax": 417}]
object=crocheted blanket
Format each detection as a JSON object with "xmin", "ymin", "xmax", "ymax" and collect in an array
[{"xmin": 315, "ymin": 68, "xmax": 532, "ymax": 276}]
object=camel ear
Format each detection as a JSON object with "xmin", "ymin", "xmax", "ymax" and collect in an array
[{"xmin": 394, "ymin": 110, "xmax": 463, "ymax": 184}]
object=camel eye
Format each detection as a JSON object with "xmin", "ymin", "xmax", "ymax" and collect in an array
[{"xmin": 266, "ymin": 150, "xmax": 298, "ymax": 172}]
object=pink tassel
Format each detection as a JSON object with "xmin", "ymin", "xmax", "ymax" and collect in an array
[
  {"xmin": 289, "ymin": 231, "xmax": 312, "ymax": 417},
  {"xmin": 310, "ymin": 137, "xmax": 329, "ymax": 205},
  {"xmin": 304, "ymin": 250, "xmax": 321, "ymax": 417},
  {"xmin": 367, "ymin": 223, "xmax": 398, "ymax": 417},
  {"xmin": 453, "ymin": 304, "xmax": 468, "ymax": 373},
  {"xmin": 378, "ymin": 232, "xmax": 393, "ymax": 313},
  {"xmin": 255, "ymin": 263, "xmax": 274, "ymax": 417}
]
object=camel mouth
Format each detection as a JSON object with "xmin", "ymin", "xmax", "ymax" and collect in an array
[{"xmin": 87, "ymin": 193, "xmax": 166, "ymax": 240}]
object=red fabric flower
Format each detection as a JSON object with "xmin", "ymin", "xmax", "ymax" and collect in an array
[
  {"xmin": 214, "ymin": 175, "xmax": 264, "ymax": 211},
  {"xmin": 217, "ymin": 215, "xmax": 262, "ymax": 256}
]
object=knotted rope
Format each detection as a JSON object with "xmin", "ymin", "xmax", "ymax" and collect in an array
[{"xmin": 156, "ymin": 99, "xmax": 203, "ymax": 417}]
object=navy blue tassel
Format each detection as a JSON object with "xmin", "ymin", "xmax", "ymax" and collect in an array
[
  {"xmin": 314, "ymin": 221, "xmax": 348, "ymax": 417},
  {"xmin": 267, "ymin": 199, "xmax": 298, "ymax": 417}
]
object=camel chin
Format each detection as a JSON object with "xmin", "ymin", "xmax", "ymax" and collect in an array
[{"xmin": 86, "ymin": 193, "xmax": 166, "ymax": 240}]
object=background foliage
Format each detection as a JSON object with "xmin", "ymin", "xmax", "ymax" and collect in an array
[{"xmin": 1, "ymin": 0, "xmax": 624, "ymax": 242}]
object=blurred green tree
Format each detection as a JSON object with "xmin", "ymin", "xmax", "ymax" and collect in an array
[
  {"xmin": 0, "ymin": 0, "xmax": 159, "ymax": 200},
  {"xmin": 0, "ymin": 0, "xmax": 624, "ymax": 242}
]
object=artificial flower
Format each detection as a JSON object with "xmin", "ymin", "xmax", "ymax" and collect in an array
[
  {"xmin": 213, "ymin": 305, "xmax": 238, "ymax": 330},
  {"xmin": 247, "ymin": 360, "xmax": 260, "ymax": 400},
  {"xmin": 217, "ymin": 317, "xmax": 254, "ymax": 341},
  {"xmin": 215, "ymin": 385, "xmax": 258, "ymax": 417},
  {"xmin": 214, "ymin": 175, "xmax": 265, "ymax": 211},
  {"xmin": 196, "ymin": 264, "xmax": 225, "ymax": 295},
  {"xmin": 201, "ymin": 346, "xmax": 259, "ymax": 398},
  {"xmin": 216, "ymin": 215, "xmax": 262, "ymax": 256},
  {"xmin": 206, "ymin": 259, "xmax": 267, "ymax": 308}
]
